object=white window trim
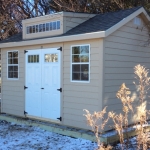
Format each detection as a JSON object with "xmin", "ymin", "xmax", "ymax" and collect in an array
[
  {"xmin": 26, "ymin": 20, "xmax": 61, "ymax": 34},
  {"xmin": 70, "ymin": 44, "xmax": 90, "ymax": 83},
  {"xmin": 7, "ymin": 50, "xmax": 19, "ymax": 80}
]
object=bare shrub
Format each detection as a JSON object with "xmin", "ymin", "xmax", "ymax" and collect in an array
[
  {"xmin": 84, "ymin": 107, "xmax": 111, "ymax": 150},
  {"xmin": 84, "ymin": 64, "xmax": 150, "ymax": 150}
]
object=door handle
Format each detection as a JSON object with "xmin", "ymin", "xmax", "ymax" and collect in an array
[{"xmin": 41, "ymin": 88, "xmax": 44, "ymax": 89}]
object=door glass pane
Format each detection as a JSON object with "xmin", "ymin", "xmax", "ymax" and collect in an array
[
  {"xmin": 28, "ymin": 55, "xmax": 39, "ymax": 63},
  {"xmin": 31, "ymin": 55, "xmax": 33, "ymax": 63},
  {"xmin": 37, "ymin": 55, "xmax": 39, "ymax": 62},
  {"xmin": 45, "ymin": 54, "xmax": 58, "ymax": 62}
]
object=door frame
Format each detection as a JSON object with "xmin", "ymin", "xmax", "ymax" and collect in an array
[{"xmin": 24, "ymin": 47, "xmax": 62, "ymax": 122}]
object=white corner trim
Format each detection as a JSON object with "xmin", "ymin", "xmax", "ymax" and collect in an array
[{"xmin": 105, "ymin": 7, "xmax": 150, "ymax": 37}]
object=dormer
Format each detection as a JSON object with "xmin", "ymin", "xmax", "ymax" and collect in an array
[{"xmin": 22, "ymin": 12, "xmax": 96, "ymax": 40}]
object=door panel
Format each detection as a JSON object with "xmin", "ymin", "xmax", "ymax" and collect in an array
[
  {"xmin": 25, "ymin": 50, "xmax": 42, "ymax": 117},
  {"xmin": 41, "ymin": 48, "xmax": 61, "ymax": 120},
  {"xmin": 25, "ymin": 48, "xmax": 61, "ymax": 121}
]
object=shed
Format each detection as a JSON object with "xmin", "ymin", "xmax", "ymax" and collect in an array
[{"xmin": 0, "ymin": 6, "xmax": 150, "ymax": 130}]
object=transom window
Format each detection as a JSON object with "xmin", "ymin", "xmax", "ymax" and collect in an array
[
  {"xmin": 7, "ymin": 51, "xmax": 18, "ymax": 79},
  {"xmin": 71, "ymin": 45, "xmax": 90, "ymax": 82},
  {"xmin": 26, "ymin": 20, "xmax": 60, "ymax": 34}
]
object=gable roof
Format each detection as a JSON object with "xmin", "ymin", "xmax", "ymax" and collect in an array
[
  {"xmin": 0, "ymin": 6, "xmax": 149, "ymax": 48},
  {"xmin": 64, "ymin": 6, "xmax": 142, "ymax": 36}
]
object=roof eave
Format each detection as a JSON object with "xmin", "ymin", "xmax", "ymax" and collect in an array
[{"xmin": 0, "ymin": 31, "xmax": 106, "ymax": 48}]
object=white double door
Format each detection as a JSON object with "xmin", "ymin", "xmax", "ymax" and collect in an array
[{"xmin": 25, "ymin": 48, "xmax": 61, "ymax": 121}]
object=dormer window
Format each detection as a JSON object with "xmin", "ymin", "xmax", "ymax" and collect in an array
[{"xmin": 26, "ymin": 20, "xmax": 61, "ymax": 34}]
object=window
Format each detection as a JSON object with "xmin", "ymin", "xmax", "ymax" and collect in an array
[
  {"xmin": 7, "ymin": 51, "xmax": 18, "ymax": 79},
  {"xmin": 28, "ymin": 55, "xmax": 39, "ymax": 63},
  {"xmin": 39, "ymin": 24, "xmax": 43, "ymax": 32},
  {"xmin": 134, "ymin": 17, "xmax": 141, "ymax": 26},
  {"xmin": 32, "ymin": 25, "xmax": 35, "ymax": 33},
  {"xmin": 50, "ymin": 22, "xmax": 53, "ymax": 30},
  {"xmin": 26, "ymin": 20, "xmax": 61, "ymax": 34},
  {"xmin": 43, "ymin": 24, "xmax": 45, "ymax": 32},
  {"xmin": 57, "ymin": 21, "xmax": 60, "ymax": 29},
  {"xmin": 46, "ymin": 23, "xmax": 49, "ymax": 31},
  {"xmin": 71, "ymin": 45, "xmax": 90, "ymax": 82},
  {"xmin": 36, "ymin": 25, "xmax": 38, "ymax": 32},
  {"xmin": 53, "ymin": 22, "xmax": 56, "ymax": 30},
  {"xmin": 45, "ymin": 54, "xmax": 58, "ymax": 62}
]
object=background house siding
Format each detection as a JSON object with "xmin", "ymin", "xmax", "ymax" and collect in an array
[{"xmin": 103, "ymin": 17, "xmax": 150, "ymax": 129}]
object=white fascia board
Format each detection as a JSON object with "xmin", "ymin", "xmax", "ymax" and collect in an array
[
  {"xmin": 0, "ymin": 31, "xmax": 105, "ymax": 48},
  {"xmin": 105, "ymin": 7, "xmax": 150, "ymax": 37}
]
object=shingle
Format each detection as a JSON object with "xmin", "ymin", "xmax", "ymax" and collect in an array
[
  {"xmin": 64, "ymin": 6, "xmax": 142, "ymax": 36},
  {"xmin": 0, "ymin": 6, "xmax": 142, "ymax": 44}
]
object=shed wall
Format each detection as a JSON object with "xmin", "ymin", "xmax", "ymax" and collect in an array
[
  {"xmin": 103, "ymin": 17, "xmax": 150, "ymax": 129},
  {"xmin": 1, "ymin": 38, "xmax": 103, "ymax": 130}
]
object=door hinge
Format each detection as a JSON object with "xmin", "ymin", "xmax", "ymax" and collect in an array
[
  {"xmin": 24, "ymin": 50, "xmax": 28, "ymax": 54},
  {"xmin": 24, "ymin": 111, "xmax": 28, "ymax": 115},
  {"xmin": 57, "ymin": 88, "xmax": 62, "ymax": 92},
  {"xmin": 57, "ymin": 47, "xmax": 62, "ymax": 51},
  {"xmin": 24, "ymin": 86, "xmax": 28, "ymax": 90},
  {"xmin": 57, "ymin": 117, "xmax": 62, "ymax": 121}
]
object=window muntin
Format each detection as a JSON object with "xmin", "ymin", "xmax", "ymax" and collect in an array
[
  {"xmin": 26, "ymin": 20, "xmax": 61, "ymax": 34},
  {"xmin": 71, "ymin": 45, "xmax": 90, "ymax": 82},
  {"xmin": 7, "ymin": 51, "xmax": 19, "ymax": 79}
]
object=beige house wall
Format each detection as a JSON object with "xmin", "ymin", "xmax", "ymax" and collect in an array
[
  {"xmin": 103, "ymin": 17, "xmax": 150, "ymax": 129},
  {"xmin": 1, "ymin": 38, "xmax": 103, "ymax": 130}
]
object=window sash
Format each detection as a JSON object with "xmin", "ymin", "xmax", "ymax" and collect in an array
[
  {"xmin": 26, "ymin": 20, "xmax": 61, "ymax": 34},
  {"xmin": 7, "ymin": 51, "xmax": 19, "ymax": 79},
  {"xmin": 71, "ymin": 45, "xmax": 90, "ymax": 82}
]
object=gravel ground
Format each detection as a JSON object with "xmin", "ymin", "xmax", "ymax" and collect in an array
[{"xmin": 0, "ymin": 120, "xmax": 97, "ymax": 150}]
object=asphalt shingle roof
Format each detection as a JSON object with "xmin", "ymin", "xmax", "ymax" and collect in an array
[{"xmin": 0, "ymin": 6, "xmax": 142, "ymax": 44}]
